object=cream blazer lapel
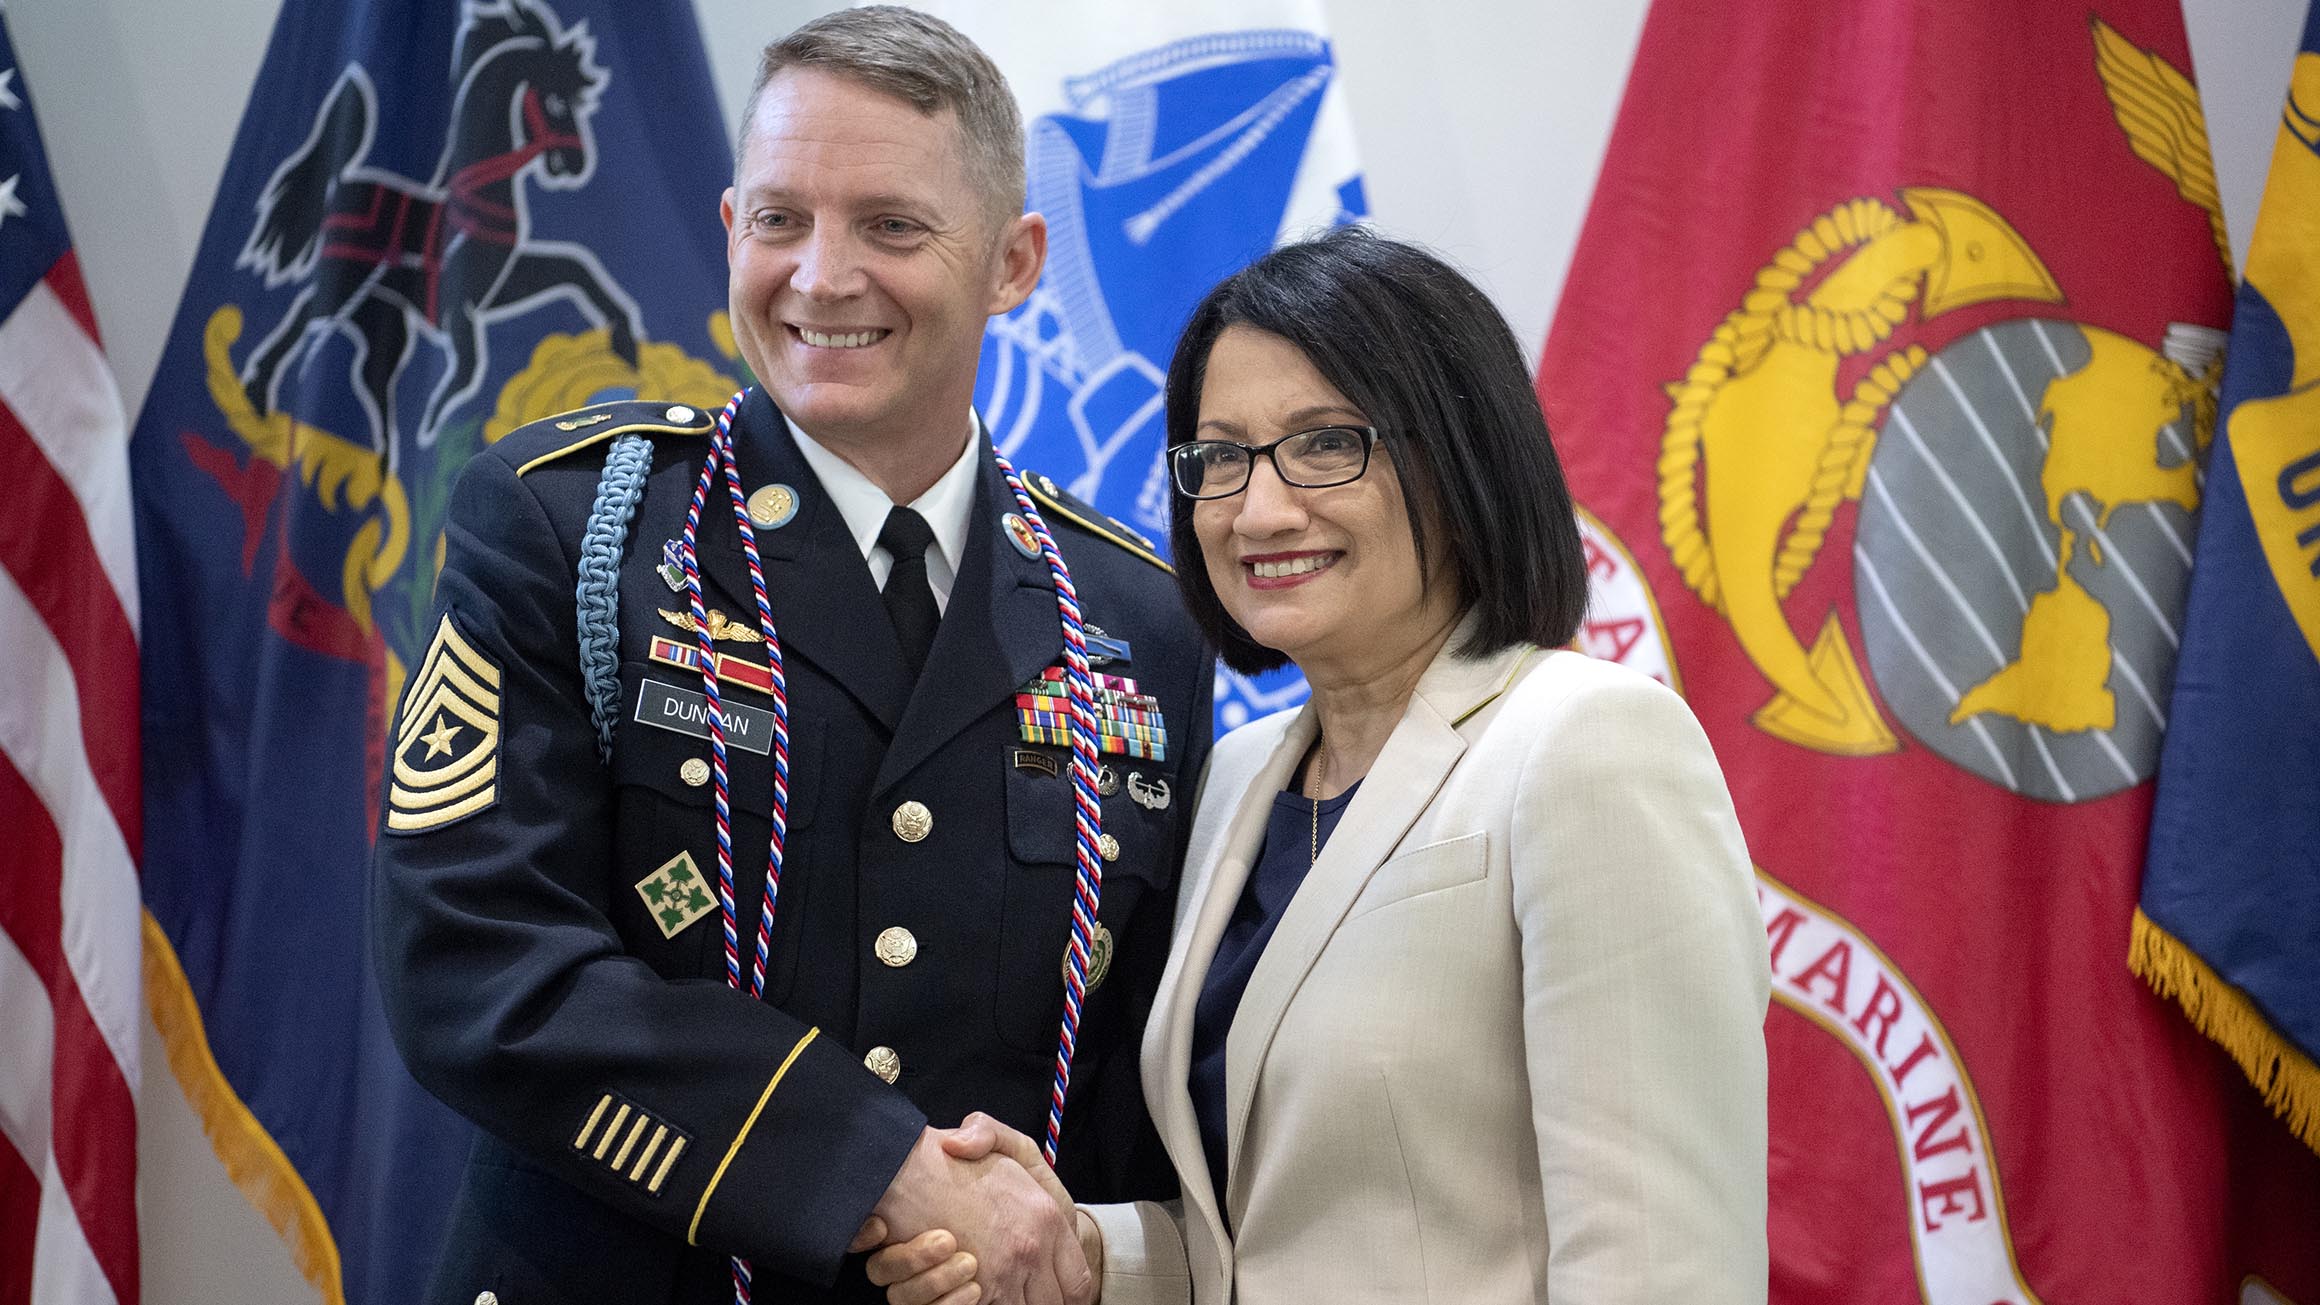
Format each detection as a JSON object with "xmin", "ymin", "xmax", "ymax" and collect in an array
[
  {"xmin": 1142, "ymin": 704, "xmax": 1308, "ymax": 1272},
  {"xmin": 1216, "ymin": 639, "xmax": 1539, "ymax": 1224}
]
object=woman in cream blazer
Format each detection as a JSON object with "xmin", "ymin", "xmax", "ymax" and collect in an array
[{"xmin": 877, "ymin": 229, "xmax": 1768, "ymax": 1304}]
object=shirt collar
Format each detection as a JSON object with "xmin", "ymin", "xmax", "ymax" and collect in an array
[{"xmin": 784, "ymin": 412, "xmax": 981, "ymax": 578}]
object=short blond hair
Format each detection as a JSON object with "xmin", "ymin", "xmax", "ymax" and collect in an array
[{"xmin": 743, "ymin": 6, "xmax": 1026, "ymax": 225}]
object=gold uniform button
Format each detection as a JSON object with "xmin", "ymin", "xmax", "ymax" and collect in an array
[
  {"xmin": 665, "ymin": 405, "xmax": 695, "ymax": 423},
  {"xmin": 865, "ymin": 1046, "xmax": 902, "ymax": 1083},
  {"xmin": 679, "ymin": 758, "xmax": 710, "ymax": 787},
  {"xmin": 875, "ymin": 926, "xmax": 918, "ymax": 967},
  {"xmin": 891, "ymin": 800, "xmax": 933, "ymax": 843},
  {"xmin": 1096, "ymin": 833, "xmax": 1120, "ymax": 862},
  {"xmin": 475, "ymin": 1294, "xmax": 500, "ymax": 1305}
]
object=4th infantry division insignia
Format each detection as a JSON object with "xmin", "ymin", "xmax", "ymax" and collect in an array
[
  {"xmin": 387, "ymin": 614, "xmax": 503, "ymax": 834},
  {"xmin": 635, "ymin": 851, "xmax": 715, "ymax": 938}
]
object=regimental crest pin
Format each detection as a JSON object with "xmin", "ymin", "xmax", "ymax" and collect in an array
[
  {"xmin": 635, "ymin": 850, "xmax": 715, "ymax": 938},
  {"xmin": 386, "ymin": 614, "xmax": 502, "ymax": 834}
]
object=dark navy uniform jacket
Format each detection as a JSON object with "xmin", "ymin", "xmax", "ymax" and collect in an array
[{"xmin": 373, "ymin": 390, "xmax": 1213, "ymax": 1305}]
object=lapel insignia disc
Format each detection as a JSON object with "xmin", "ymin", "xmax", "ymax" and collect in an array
[
  {"xmin": 386, "ymin": 614, "xmax": 502, "ymax": 834},
  {"xmin": 747, "ymin": 483, "xmax": 798, "ymax": 529},
  {"xmin": 1064, "ymin": 923, "xmax": 1115, "ymax": 992},
  {"xmin": 1003, "ymin": 512, "xmax": 1042, "ymax": 560},
  {"xmin": 1127, "ymin": 772, "xmax": 1171, "ymax": 810},
  {"xmin": 658, "ymin": 607, "xmax": 765, "ymax": 644},
  {"xmin": 635, "ymin": 850, "xmax": 715, "ymax": 938}
]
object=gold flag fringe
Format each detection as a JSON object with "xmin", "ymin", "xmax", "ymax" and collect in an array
[
  {"xmin": 2132, "ymin": 907, "xmax": 2320, "ymax": 1153},
  {"xmin": 144, "ymin": 911, "xmax": 347, "ymax": 1305}
]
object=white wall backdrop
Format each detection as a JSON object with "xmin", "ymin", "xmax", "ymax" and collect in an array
[{"xmin": 5, "ymin": 0, "xmax": 2302, "ymax": 1298}]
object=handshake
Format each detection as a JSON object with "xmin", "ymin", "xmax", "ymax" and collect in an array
[{"xmin": 850, "ymin": 1113, "xmax": 1104, "ymax": 1305}]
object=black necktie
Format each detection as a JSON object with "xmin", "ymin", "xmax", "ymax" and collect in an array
[{"xmin": 878, "ymin": 506, "xmax": 941, "ymax": 681}]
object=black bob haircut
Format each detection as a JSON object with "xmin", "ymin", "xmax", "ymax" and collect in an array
[{"xmin": 1163, "ymin": 226, "xmax": 1589, "ymax": 675}]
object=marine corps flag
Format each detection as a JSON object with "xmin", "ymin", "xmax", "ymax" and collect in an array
[
  {"xmin": 129, "ymin": 2, "xmax": 738, "ymax": 1301},
  {"xmin": 2139, "ymin": 1, "xmax": 2320, "ymax": 1155},
  {"xmin": 1541, "ymin": 0, "xmax": 2320, "ymax": 1300}
]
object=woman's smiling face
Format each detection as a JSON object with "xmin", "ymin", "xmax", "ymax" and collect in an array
[{"xmin": 1190, "ymin": 325, "xmax": 1456, "ymax": 671}]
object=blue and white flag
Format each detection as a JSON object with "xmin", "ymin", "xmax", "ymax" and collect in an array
[
  {"xmin": 2137, "ymin": 0, "xmax": 2320, "ymax": 1155},
  {"xmin": 929, "ymin": 2, "xmax": 1369, "ymax": 734},
  {"xmin": 128, "ymin": 3, "xmax": 739, "ymax": 1301}
]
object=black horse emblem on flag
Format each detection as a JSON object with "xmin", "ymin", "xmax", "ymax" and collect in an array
[{"xmin": 235, "ymin": 0, "xmax": 641, "ymax": 450}]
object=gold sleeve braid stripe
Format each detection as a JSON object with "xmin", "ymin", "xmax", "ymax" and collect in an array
[
  {"xmin": 386, "ymin": 614, "xmax": 503, "ymax": 834},
  {"xmin": 573, "ymin": 1092, "xmax": 692, "ymax": 1196},
  {"xmin": 688, "ymin": 1027, "xmax": 821, "ymax": 1245}
]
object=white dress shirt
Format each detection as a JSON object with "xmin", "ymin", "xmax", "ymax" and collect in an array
[{"xmin": 785, "ymin": 415, "xmax": 981, "ymax": 614}]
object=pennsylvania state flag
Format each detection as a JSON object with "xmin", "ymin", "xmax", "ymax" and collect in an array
[
  {"xmin": 128, "ymin": 2, "xmax": 739, "ymax": 1301},
  {"xmin": 2138, "ymin": 1, "xmax": 2320, "ymax": 1154}
]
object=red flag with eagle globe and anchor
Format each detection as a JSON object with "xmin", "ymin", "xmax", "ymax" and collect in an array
[{"xmin": 1544, "ymin": 0, "xmax": 2320, "ymax": 1300}]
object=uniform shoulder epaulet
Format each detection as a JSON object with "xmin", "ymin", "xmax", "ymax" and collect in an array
[
  {"xmin": 1020, "ymin": 469, "xmax": 1171, "ymax": 573},
  {"xmin": 509, "ymin": 400, "xmax": 717, "ymax": 477}
]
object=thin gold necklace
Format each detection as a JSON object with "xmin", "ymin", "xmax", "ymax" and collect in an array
[{"xmin": 1307, "ymin": 739, "xmax": 1328, "ymax": 867}]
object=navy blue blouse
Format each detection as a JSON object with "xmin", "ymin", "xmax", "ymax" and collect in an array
[{"xmin": 1187, "ymin": 779, "xmax": 1361, "ymax": 1223}]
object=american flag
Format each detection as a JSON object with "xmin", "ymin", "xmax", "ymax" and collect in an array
[{"xmin": 0, "ymin": 11, "xmax": 144, "ymax": 1305}]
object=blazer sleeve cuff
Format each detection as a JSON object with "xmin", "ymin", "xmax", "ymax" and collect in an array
[
  {"xmin": 1088, "ymin": 1199, "xmax": 1191, "ymax": 1305},
  {"xmin": 686, "ymin": 1029, "xmax": 927, "ymax": 1283}
]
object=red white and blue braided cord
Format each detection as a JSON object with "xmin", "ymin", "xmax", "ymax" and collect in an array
[
  {"xmin": 990, "ymin": 450, "xmax": 1106, "ymax": 1168},
  {"xmin": 674, "ymin": 397, "xmax": 1104, "ymax": 1305},
  {"xmin": 677, "ymin": 391, "xmax": 793, "ymax": 1305}
]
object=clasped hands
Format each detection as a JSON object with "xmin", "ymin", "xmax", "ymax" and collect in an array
[{"xmin": 851, "ymin": 1113, "xmax": 1103, "ymax": 1305}]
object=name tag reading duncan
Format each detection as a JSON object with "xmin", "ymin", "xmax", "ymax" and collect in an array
[{"xmin": 634, "ymin": 679, "xmax": 777, "ymax": 755}]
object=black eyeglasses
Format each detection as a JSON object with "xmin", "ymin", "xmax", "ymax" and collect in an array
[{"xmin": 1167, "ymin": 426, "xmax": 1381, "ymax": 500}]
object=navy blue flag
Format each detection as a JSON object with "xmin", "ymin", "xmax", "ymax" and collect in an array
[
  {"xmin": 129, "ymin": 2, "xmax": 739, "ymax": 1300},
  {"xmin": 930, "ymin": 4, "xmax": 1370, "ymax": 735},
  {"xmin": 2137, "ymin": 0, "xmax": 2320, "ymax": 1153}
]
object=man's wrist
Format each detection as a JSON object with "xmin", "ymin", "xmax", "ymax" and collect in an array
[{"xmin": 870, "ymin": 1128, "xmax": 946, "ymax": 1233}]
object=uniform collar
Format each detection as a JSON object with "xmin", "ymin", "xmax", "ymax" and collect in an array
[{"xmin": 784, "ymin": 413, "xmax": 980, "ymax": 610}]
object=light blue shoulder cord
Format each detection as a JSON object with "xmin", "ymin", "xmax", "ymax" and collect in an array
[{"xmin": 576, "ymin": 433, "xmax": 653, "ymax": 763}]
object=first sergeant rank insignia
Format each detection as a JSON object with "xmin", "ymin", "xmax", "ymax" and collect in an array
[{"xmin": 386, "ymin": 614, "xmax": 503, "ymax": 834}]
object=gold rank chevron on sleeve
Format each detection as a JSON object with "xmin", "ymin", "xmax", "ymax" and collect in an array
[{"xmin": 387, "ymin": 613, "xmax": 504, "ymax": 834}]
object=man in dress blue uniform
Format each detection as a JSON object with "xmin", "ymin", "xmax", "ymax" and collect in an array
[{"xmin": 372, "ymin": 9, "xmax": 1213, "ymax": 1304}]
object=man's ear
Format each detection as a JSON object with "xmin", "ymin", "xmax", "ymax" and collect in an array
[{"xmin": 988, "ymin": 211, "xmax": 1048, "ymax": 314}]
